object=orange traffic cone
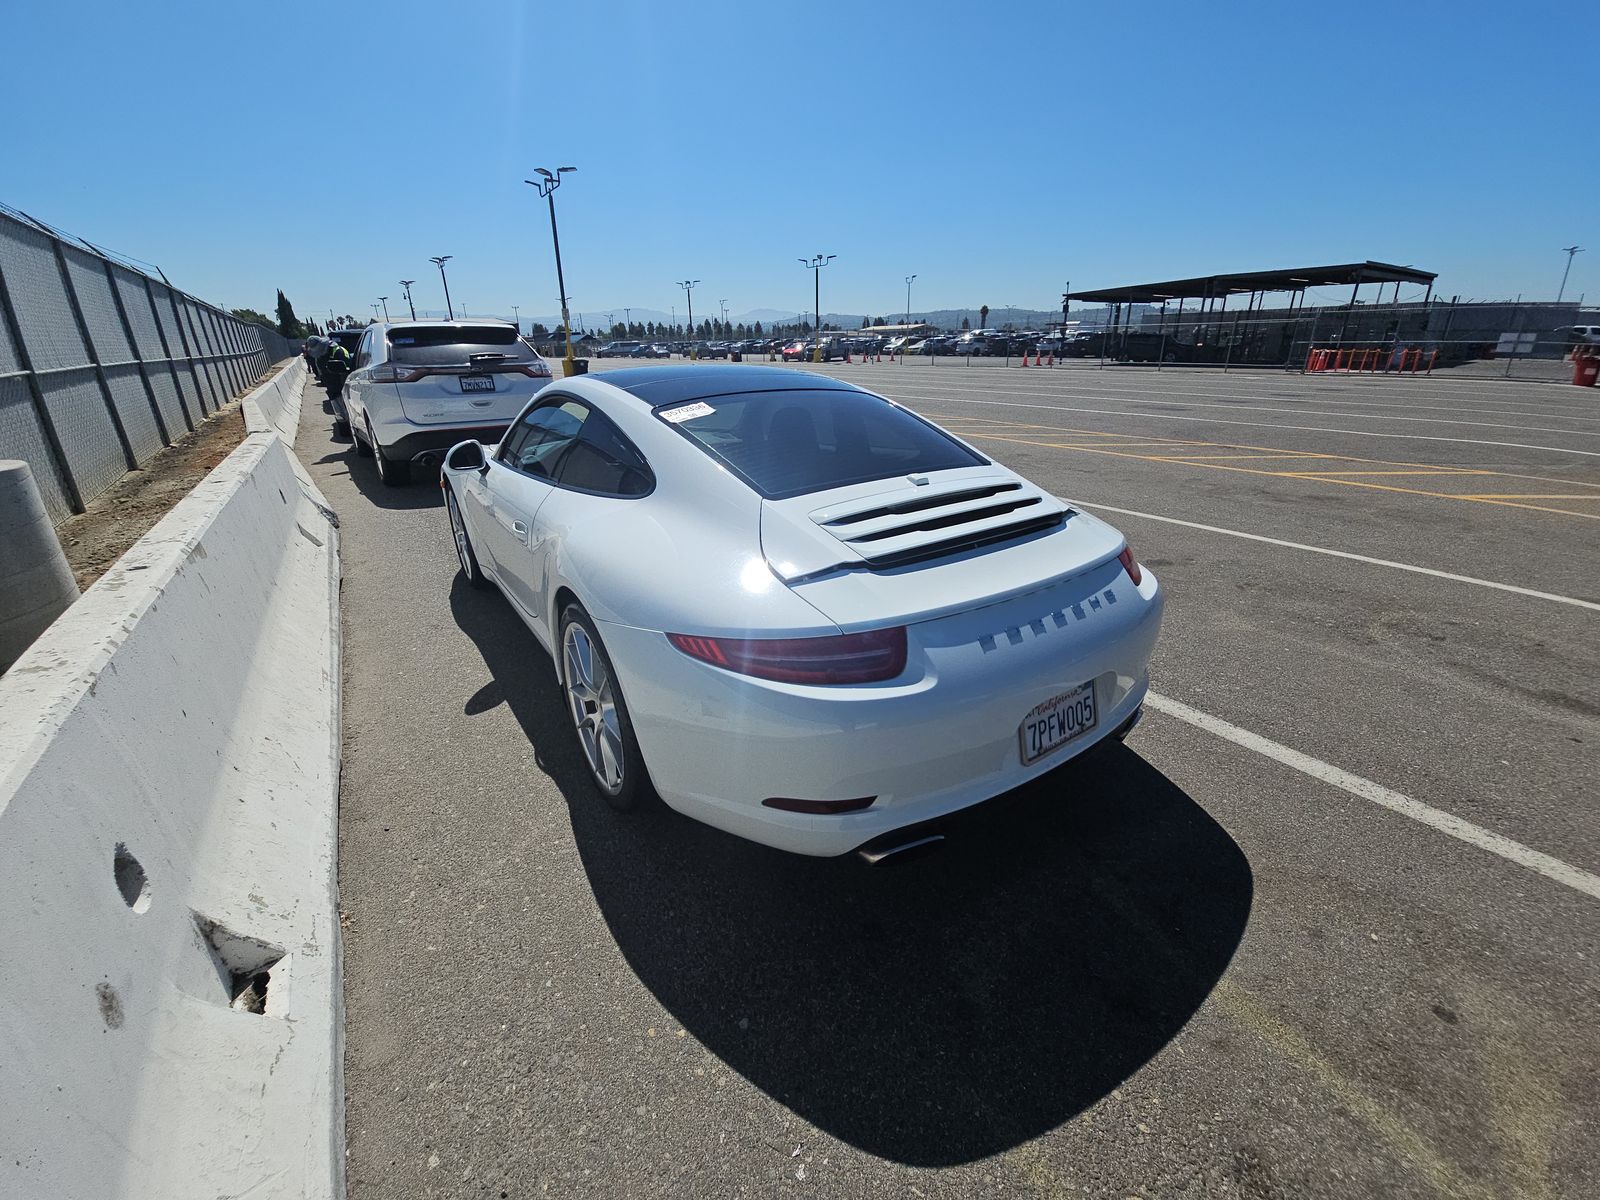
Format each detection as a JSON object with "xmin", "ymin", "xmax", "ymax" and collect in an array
[
  {"xmin": 1045, "ymin": 353, "xmax": 1054, "ymax": 366},
  {"xmin": 1020, "ymin": 353, "xmax": 1029, "ymax": 367}
]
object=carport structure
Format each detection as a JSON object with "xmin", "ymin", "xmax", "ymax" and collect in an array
[{"xmin": 1068, "ymin": 261, "xmax": 1438, "ymax": 362}]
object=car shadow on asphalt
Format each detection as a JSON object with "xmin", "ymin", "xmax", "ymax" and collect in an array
[
  {"xmin": 307, "ymin": 436, "xmax": 443, "ymax": 511},
  {"xmin": 449, "ymin": 575, "xmax": 1253, "ymax": 1167}
]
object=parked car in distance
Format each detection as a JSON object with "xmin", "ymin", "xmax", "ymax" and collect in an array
[
  {"xmin": 438, "ymin": 365, "xmax": 1161, "ymax": 857},
  {"xmin": 342, "ymin": 319, "xmax": 553, "ymax": 487},
  {"xmin": 780, "ymin": 339, "xmax": 810, "ymax": 362},
  {"xmin": 597, "ymin": 341, "xmax": 643, "ymax": 358},
  {"xmin": 1117, "ymin": 331, "xmax": 1180, "ymax": 363}
]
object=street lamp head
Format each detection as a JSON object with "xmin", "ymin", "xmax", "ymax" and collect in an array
[
  {"xmin": 533, "ymin": 168, "xmax": 553, "ymax": 180},
  {"xmin": 430, "ymin": 255, "xmax": 452, "ymax": 267},
  {"xmin": 558, "ymin": 166, "xmax": 576, "ymax": 174},
  {"xmin": 400, "ymin": 279, "xmax": 415, "ymax": 288}
]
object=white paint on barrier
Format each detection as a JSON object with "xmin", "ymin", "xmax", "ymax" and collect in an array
[
  {"xmin": 1080, "ymin": 503, "xmax": 1600, "ymax": 613},
  {"xmin": 0, "ymin": 361, "xmax": 342, "ymax": 1199},
  {"xmin": 1145, "ymin": 691, "xmax": 1600, "ymax": 901}
]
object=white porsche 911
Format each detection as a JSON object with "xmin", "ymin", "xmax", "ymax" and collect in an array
[{"xmin": 441, "ymin": 366, "xmax": 1163, "ymax": 859}]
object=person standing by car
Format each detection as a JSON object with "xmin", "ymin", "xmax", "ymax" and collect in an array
[
  {"xmin": 303, "ymin": 336, "xmax": 326, "ymax": 384},
  {"xmin": 321, "ymin": 336, "xmax": 353, "ymax": 433}
]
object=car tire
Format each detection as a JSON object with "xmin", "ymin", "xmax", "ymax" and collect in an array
[
  {"xmin": 369, "ymin": 420, "xmax": 408, "ymax": 487},
  {"xmin": 445, "ymin": 486, "xmax": 491, "ymax": 591},
  {"xmin": 559, "ymin": 602, "xmax": 651, "ymax": 813}
]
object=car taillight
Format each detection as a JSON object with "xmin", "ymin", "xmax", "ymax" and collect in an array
[
  {"xmin": 666, "ymin": 627, "xmax": 907, "ymax": 684},
  {"xmin": 368, "ymin": 364, "xmax": 418, "ymax": 383},
  {"xmin": 1118, "ymin": 544, "xmax": 1143, "ymax": 586}
]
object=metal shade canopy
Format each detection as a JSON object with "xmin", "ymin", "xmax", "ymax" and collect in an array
[{"xmin": 1068, "ymin": 261, "xmax": 1436, "ymax": 305}]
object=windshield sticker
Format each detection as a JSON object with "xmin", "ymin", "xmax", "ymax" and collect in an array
[
  {"xmin": 660, "ymin": 401, "xmax": 715, "ymax": 424},
  {"xmin": 390, "ymin": 336, "xmax": 416, "ymax": 344}
]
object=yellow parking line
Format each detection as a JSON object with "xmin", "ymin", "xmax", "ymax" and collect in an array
[
  {"xmin": 959, "ymin": 431, "xmax": 1600, "ymax": 521},
  {"xmin": 924, "ymin": 415, "xmax": 1600, "ymax": 491},
  {"xmin": 1460, "ymin": 493, "xmax": 1600, "ymax": 500},
  {"xmin": 1280, "ymin": 469, "xmax": 1481, "ymax": 477},
  {"xmin": 1150, "ymin": 453, "xmax": 1343, "ymax": 461}
]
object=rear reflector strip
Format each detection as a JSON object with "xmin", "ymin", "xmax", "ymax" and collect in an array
[{"xmin": 762, "ymin": 796, "xmax": 877, "ymax": 815}]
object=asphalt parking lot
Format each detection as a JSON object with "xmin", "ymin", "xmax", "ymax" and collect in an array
[{"xmin": 299, "ymin": 358, "xmax": 1600, "ymax": 1198}]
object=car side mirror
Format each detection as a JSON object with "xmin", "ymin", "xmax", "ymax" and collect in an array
[{"xmin": 445, "ymin": 440, "xmax": 487, "ymax": 473}]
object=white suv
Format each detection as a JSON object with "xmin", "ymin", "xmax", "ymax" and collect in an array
[{"xmin": 343, "ymin": 321, "xmax": 553, "ymax": 486}]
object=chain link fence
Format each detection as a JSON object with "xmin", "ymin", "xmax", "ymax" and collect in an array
[{"xmin": 0, "ymin": 205, "xmax": 294, "ymax": 523}]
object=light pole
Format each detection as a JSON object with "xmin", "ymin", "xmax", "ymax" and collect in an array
[
  {"xmin": 800, "ymin": 254, "xmax": 835, "ymax": 361},
  {"xmin": 525, "ymin": 167, "xmax": 579, "ymax": 373},
  {"xmin": 677, "ymin": 280, "xmax": 699, "ymax": 356},
  {"xmin": 904, "ymin": 273, "xmax": 917, "ymax": 360},
  {"xmin": 511, "ymin": 304, "xmax": 520, "ymax": 333},
  {"xmin": 429, "ymin": 256, "xmax": 454, "ymax": 320},
  {"xmin": 399, "ymin": 280, "xmax": 417, "ymax": 320},
  {"xmin": 370, "ymin": 303, "xmax": 380, "ymax": 322},
  {"xmin": 1558, "ymin": 246, "xmax": 1585, "ymax": 305},
  {"xmin": 377, "ymin": 296, "xmax": 390, "ymax": 322},
  {"xmin": 719, "ymin": 298, "xmax": 730, "ymax": 338},
  {"xmin": 624, "ymin": 307, "xmax": 631, "ymax": 334}
]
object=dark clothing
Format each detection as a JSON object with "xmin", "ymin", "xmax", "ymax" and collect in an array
[{"xmin": 322, "ymin": 343, "xmax": 352, "ymax": 422}]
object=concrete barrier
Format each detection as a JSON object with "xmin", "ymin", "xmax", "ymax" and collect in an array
[
  {"xmin": 244, "ymin": 357, "xmax": 308, "ymax": 441},
  {"xmin": 0, "ymin": 363, "xmax": 342, "ymax": 1199}
]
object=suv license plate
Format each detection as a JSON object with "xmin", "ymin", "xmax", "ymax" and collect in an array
[
  {"xmin": 1018, "ymin": 681, "xmax": 1097, "ymax": 765},
  {"xmin": 459, "ymin": 374, "xmax": 495, "ymax": 393}
]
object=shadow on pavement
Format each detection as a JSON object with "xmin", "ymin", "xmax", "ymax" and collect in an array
[
  {"xmin": 304, "ymin": 434, "xmax": 442, "ymax": 511},
  {"xmin": 450, "ymin": 575, "xmax": 1252, "ymax": 1167}
]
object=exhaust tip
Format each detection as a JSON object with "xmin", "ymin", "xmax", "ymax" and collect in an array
[{"xmin": 855, "ymin": 833, "xmax": 945, "ymax": 866}]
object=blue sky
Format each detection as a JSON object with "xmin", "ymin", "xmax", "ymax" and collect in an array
[{"xmin": 4, "ymin": 1, "xmax": 1592, "ymax": 325}]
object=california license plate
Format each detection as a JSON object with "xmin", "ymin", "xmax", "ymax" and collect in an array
[
  {"xmin": 1019, "ymin": 681, "xmax": 1097, "ymax": 765},
  {"xmin": 459, "ymin": 374, "xmax": 495, "ymax": 393}
]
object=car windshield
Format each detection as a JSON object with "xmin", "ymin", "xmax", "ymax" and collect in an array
[
  {"xmin": 657, "ymin": 388, "xmax": 985, "ymax": 500},
  {"xmin": 387, "ymin": 324, "xmax": 536, "ymax": 366}
]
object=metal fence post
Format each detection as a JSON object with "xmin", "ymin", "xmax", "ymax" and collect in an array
[
  {"xmin": 51, "ymin": 238, "xmax": 137, "ymax": 470},
  {"xmin": 141, "ymin": 276, "xmax": 195, "ymax": 432},
  {"xmin": 101, "ymin": 258, "xmax": 171, "ymax": 446},
  {"xmin": 0, "ymin": 258, "xmax": 84, "ymax": 513},
  {"xmin": 166, "ymin": 289, "xmax": 209, "ymax": 415}
]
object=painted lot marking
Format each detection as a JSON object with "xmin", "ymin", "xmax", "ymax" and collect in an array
[
  {"xmin": 858, "ymin": 363, "xmax": 1600, "ymax": 416},
  {"xmin": 888, "ymin": 388, "xmax": 1600, "ymax": 458},
  {"xmin": 951, "ymin": 428, "xmax": 1600, "ymax": 521},
  {"xmin": 1079, "ymin": 501, "xmax": 1600, "ymax": 613},
  {"xmin": 1145, "ymin": 692, "xmax": 1600, "ymax": 902},
  {"xmin": 936, "ymin": 416, "xmax": 1600, "ymax": 488}
]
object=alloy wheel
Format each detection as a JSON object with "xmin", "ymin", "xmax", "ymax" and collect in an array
[
  {"xmin": 563, "ymin": 621, "xmax": 625, "ymax": 793},
  {"xmin": 447, "ymin": 492, "xmax": 473, "ymax": 580}
]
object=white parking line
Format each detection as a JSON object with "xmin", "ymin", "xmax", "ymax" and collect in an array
[
  {"xmin": 1145, "ymin": 692, "xmax": 1600, "ymax": 901},
  {"xmin": 890, "ymin": 373, "xmax": 1600, "ymax": 425},
  {"xmin": 886, "ymin": 376, "xmax": 1600, "ymax": 436},
  {"xmin": 1081, "ymin": 503, "xmax": 1600, "ymax": 613},
  {"xmin": 886, "ymin": 390, "xmax": 1600, "ymax": 458}
]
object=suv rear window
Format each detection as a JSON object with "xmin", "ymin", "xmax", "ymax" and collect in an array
[
  {"xmin": 388, "ymin": 324, "xmax": 536, "ymax": 366},
  {"xmin": 657, "ymin": 388, "xmax": 985, "ymax": 500}
]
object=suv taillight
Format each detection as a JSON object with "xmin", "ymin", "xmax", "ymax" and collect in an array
[{"xmin": 667, "ymin": 628, "xmax": 907, "ymax": 684}]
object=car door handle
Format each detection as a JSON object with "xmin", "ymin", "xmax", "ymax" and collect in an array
[{"xmin": 511, "ymin": 520, "xmax": 529, "ymax": 543}]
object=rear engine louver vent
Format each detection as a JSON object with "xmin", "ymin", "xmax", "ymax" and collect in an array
[{"xmin": 812, "ymin": 480, "xmax": 1066, "ymax": 568}]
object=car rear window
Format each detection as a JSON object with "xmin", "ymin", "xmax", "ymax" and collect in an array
[
  {"xmin": 657, "ymin": 388, "xmax": 985, "ymax": 500},
  {"xmin": 387, "ymin": 325, "xmax": 535, "ymax": 366}
]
